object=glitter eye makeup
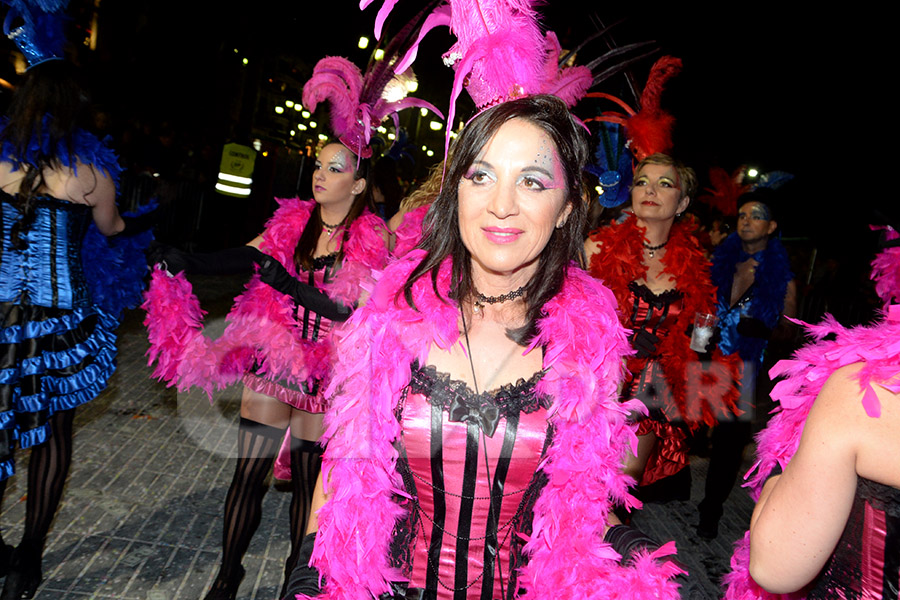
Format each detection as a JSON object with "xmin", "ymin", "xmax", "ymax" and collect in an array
[
  {"xmin": 463, "ymin": 162, "xmax": 495, "ymax": 184},
  {"xmin": 658, "ymin": 177, "xmax": 677, "ymax": 188},
  {"xmin": 329, "ymin": 149, "xmax": 351, "ymax": 172},
  {"xmin": 750, "ymin": 203, "xmax": 771, "ymax": 221}
]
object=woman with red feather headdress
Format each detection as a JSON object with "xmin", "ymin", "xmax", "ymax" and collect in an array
[{"xmin": 585, "ymin": 148, "xmax": 742, "ymax": 504}]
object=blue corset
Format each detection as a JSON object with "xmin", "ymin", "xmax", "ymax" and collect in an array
[{"xmin": 1, "ymin": 194, "xmax": 92, "ymax": 309}]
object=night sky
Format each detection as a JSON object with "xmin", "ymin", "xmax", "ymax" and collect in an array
[{"xmin": 88, "ymin": 1, "xmax": 872, "ymax": 248}]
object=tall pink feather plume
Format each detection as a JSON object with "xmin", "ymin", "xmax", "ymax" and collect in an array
[
  {"xmin": 542, "ymin": 64, "xmax": 593, "ymax": 108},
  {"xmin": 373, "ymin": 0, "xmax": 399, "ymax": 39},
  {"xmin": 538, "ymin": 32, "xmax": 593, "ymax": 108},
  {"xmin": 394, "ymin": 5, "xmax": 452, "ymax": 75},
  {"xmin": 448, "ymin": 21, "xmax": 546, "ymax": 109},
  {"xmin": 306, "ymin": 253, "xmax": 682, "ymax": 598},
  {"xmin": 302, "ymin": 57, "xmax": 365, "ymax": 146}
]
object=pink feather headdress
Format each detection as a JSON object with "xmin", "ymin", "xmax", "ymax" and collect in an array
[
  {"xmin": 302, "ymin": 7, "xmax": 443, "ymax": 159},
  {"xmin": 360, "ymin": 0, "xmax": 593, "ymax": 160}
]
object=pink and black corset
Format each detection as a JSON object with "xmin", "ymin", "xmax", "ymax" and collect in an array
[
  {"xmin": 388, "ymin": 362, "xmax": 552, "ymax": 599},
  {"xmin": 807, "ymin": 476, "xmax": 900, "ymax": 599}
]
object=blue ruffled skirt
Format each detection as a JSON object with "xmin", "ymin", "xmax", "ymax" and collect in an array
[{"xmin": 0, "ymin": 301, "xmax": 117, "ymax": 480}]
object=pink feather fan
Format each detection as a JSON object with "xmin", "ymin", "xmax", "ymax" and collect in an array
[{"xmin": 302, "ymin": 6, "xmax": 444, "ymax": 159}]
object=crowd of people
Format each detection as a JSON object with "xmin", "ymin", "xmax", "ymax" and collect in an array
[{"xmin": 0, "ymin": 1, "xmax": 896, "ymax": 600}]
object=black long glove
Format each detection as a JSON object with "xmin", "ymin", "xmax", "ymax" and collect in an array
[
  {"xmin": 148, "ymin": 243, "xmax": 262, "ymax": 276},
  {"xmin": 628, "ymin": 329, "xmax": 660, "ymax": 358},
  {"xmin": 112, "ymin": 207, "xmax": 159, "ymax": 238},
  {"xmin": 256, "ymin": 253, "xmax": 353, "ymax": 322},
  {"xmin": 281, "ymin": 532, "xmax": 322, "ymax": 599}
]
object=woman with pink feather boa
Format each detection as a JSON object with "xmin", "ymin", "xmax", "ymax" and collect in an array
[
  {"xmin": 281, "ymin": 95, "xmax": 683, "ymax": 600},
  {"xmin": 143, "ymin": 140, "xmax": 389, "ymax": 600}
]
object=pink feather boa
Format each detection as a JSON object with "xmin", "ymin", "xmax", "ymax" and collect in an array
[
  {"xmin": 296, "ymin": 252, "xmax": 684, "ymax": 600},
  {"xmin": 391, "ymin": 203, "xmax": 429, "ymax": 258},
  {"xmin": 142, "ymin": 198, "xmax": 388, "ymax": 398},
  {"xmin": 722, "ymin": 307, "xmax": 900, "ymax": 599},
  {"xmin": 870, "ymin": 225, "xmax": 900, "ymax": 306}
]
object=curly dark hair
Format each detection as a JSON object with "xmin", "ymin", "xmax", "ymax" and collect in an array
[{"xmin": 403, "ymin": 94, "xmax": 590, "ymax": 344}]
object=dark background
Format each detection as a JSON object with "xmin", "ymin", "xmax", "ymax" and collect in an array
[{"xmin": 1, "ymin": 1, "xmax": 879, "ymax": 288}]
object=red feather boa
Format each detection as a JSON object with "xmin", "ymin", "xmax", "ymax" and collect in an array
[
  {"xmin": 296, "ymin": 252, "xmax": 684, "ymax": 600},
  {"xmin": 587, "ymin": 215, "xmax": 741, "ymax": 428},
  {"xmin": 142, "ymin": 198, "xmax": 388, "ymax": 399}
]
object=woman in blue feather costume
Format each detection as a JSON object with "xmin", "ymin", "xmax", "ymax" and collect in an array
[{"xmin": 0, "ymin": 59, "xmax": 129, "ymax": 599}]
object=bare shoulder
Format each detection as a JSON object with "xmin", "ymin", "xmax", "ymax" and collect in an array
[
  {"xmin": 823, "ymin": 363, "xmax": 900, "ymax": 486},
  {"xmin": 804, "ymin": 364, "xmax": 866, "ymax": 446},
  {"xmin": 387, "ymin": 208, "xmax": 406, "ymax": 233},
  {"xmin": 0, "ymin": 161, "xmax": 22, "ymax": 194},
  {"xmin": 73, "ymin": 162, "xmax": 115, "ymax": 205}
]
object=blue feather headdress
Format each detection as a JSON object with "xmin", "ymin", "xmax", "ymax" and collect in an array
[{"xmin": 2, "ymin": 0, "xmax": 69, "ymax": 69}]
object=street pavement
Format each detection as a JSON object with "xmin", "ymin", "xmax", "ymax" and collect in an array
[{"xmin": 0, "ymin": 275, "xmax": 755, "ymax": 599}]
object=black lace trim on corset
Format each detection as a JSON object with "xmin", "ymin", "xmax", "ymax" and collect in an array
[
  {"xmin": 407, "ymin": 361, "xmax": 550, "ymax": 420},
  {"xmin": 390, "ymin": 363, "xmax": 553, "ymax": 599},
  {"xmin": 300, "ymin": 253, "xmax": 337, "ymax": 341},
  {"xmin": 858, "ymin": 476, "xmax": 900, "ymax": 517},
  {"xmin": 628, "ymin": 281, "xmax": 683, "ymax": 308},
  {"xmin": 311, "ymin": 252, "xmax": 337, "ymax": 273}
]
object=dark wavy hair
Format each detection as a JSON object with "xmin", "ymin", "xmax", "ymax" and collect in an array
[
  {"xmin": 293, "ymin": 142, "xmax": 373, "ymax": 272},
  {"xmin": 403, "ymin": 94, "xmax": 589, "ymax": 344},
  {"xmin": 1, "ymin": 60, "xmax": 93, "ymax": 248}
]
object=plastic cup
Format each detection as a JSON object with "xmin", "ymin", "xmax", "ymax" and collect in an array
[{"xmin": 690, "ymin": 312, "xmax": 717, "ymax": 353}]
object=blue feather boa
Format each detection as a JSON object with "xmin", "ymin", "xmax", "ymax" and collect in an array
[
  {"xmin": 0, "ymin": 116, "xmax": 122, "ymax": 189},
  {"xmin": 711, "ymin": 232, "xmax": 793, "ymax": 363}
]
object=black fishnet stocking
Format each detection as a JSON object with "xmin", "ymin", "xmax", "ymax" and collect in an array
[
  {"xmin": 281, "ymin": 437, "xmax": 322, "ymax": 589},
  {"xmin": 218, "ymin": 417, "xmax": 283, "ymax": 580}
]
